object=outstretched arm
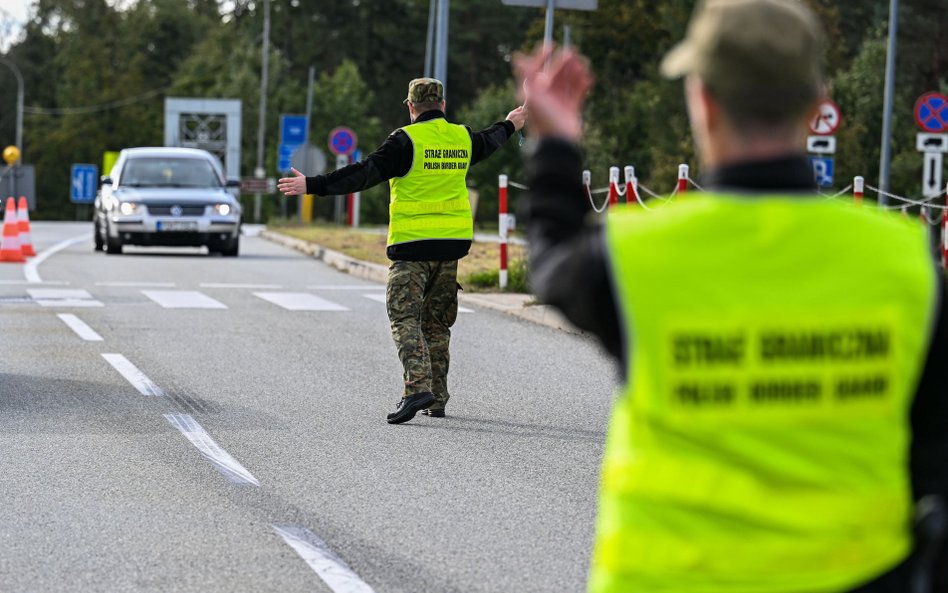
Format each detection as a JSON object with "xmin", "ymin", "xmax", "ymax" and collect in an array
[{"xmin": 468, "ymin": 106, "xmax": 526, "ymax": 166}]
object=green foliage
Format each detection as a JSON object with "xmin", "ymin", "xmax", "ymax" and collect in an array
[{"xmin": 463, "ymin": 258, "xmax": 529, "ymax": 293}]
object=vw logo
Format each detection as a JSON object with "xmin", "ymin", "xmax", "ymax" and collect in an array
[{"xmin": 170, "ymin": 205, "xmax": 183, "ymax": 217}]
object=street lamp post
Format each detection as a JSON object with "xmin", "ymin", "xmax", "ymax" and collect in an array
[{"xmin": 254, "ymin": 0, "xmax": 271, "ymax": 223}]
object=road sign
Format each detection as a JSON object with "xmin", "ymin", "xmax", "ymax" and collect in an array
[
  {"xmin": 290, "ymin": 145, "xmax": 327, "ymax": 175},
  {"xmin": 351, "ymin": 149, "xmax": 363, "ymax": 163},
  {"xmin": 914, "ymin": 92, "xmax": 948, "ymax": 133},
  {"xmin": 277, "ymin": 143, "xmax": 297, "ymax": 173},
  {"xmin": 808, "ymin": 99, "xmax": 841, "ymax": 135},
  {"xmin": 70, "ymin": 164, "xmax": 98, "ymax": 204},
  {"xmin": 328, "ymin": 127, "xmax": 357, "ymax": 156},
  {"xmin": 806, "ymin": 135, "xmax": 836, "ymax": 154},
  {"xmin": 808, "ymin": 156, "xmax": 834, "ymax": 188},
  {"xmin": 240, "ymin": 177, "xmax": 271, "ymax": 193},
  {"xmin": 280, "ymin": 115, "xmax": 308, "ymax": 146},
  {"xmin": 923, "ymin": 152, "xmax": 943, "ymax": 199},
  {"xmin": 917, "ymin": 133, "xmax": 948, "ymax": 153},
  {"xmin": 501, "ymin": 0, "xmax": 597, "ymax": 8}
]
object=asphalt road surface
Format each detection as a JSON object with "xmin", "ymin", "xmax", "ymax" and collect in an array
[{"xmin": 0, "ymin": 222, "xmax": 616, "ymax": 593}]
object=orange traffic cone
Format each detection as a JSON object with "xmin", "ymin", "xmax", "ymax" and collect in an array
[
  {"xmin": 0, "ymin": 197, "xmax": 25, "ymax": 262},
  {"xmin": 17, "ymin": 197, "xmax": 35, "ymax": 257}
]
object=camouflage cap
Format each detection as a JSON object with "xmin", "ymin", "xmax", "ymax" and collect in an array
[
  {"xmin": 661, "ymin": 0, "xmax": 824, "ymax": 117},
  {"xmin": 404, "ymin": 78, "xmax": 445, "ymax": 105}
]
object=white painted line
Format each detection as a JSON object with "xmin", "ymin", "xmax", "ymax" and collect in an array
[
  {"xmin": 0, "ymin": 280, "xmax": 69, "ymax": 285},
  {"xmin": 273, "ymin": 525, "xmax": 376, "ymax": 593},
  {"xmin": 95, "ymin": 281, "xmax": 177, "ymax": 287},
  {"xmin": 142, "ymin": 290, "xmax": 227, "ymax": 309},
  {"xmin": 165, "ymin": 414, "xmax": 259, "ymax": 486},
  {"xmin": 28, "ymin": 288, "xmax": 104, "ymax": 308},
  {"xmin": 254, "ymin": 292, "xmax": 349, "ymax": 311},
  {"xmin": 307, "ymin": 285, "xmax": 384, "ymax": 290},
  {"xmin": 24, "ymin": 232, "xmax": 93, "ymax": 283},
  {"xmin": 57, "ymin": 314, "xmax": 103, "ymax": 341},
  {"xmin": 362, "ymin": 293, "xmax": 473, "ymax": 313},
  {"xmin": 201, "ymin": 283, "xmax": 283, "ymax": 289},
  {"xmin": 102, "ymin": 353, "xmax": 164, "ymax": 396}
]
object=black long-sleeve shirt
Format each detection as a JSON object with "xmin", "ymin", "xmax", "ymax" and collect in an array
[
  {"xmin": 523, "ymin": 138, "xmax": 948, "ymax": 588},
  {"xmin": 304, "ymin": 110, "xmax": 515, "ymax": 261}
]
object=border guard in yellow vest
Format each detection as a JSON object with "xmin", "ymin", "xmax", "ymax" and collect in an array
[
  {"xmin": 515, "ymin": 0, "xmax": 948, "ymax": 590},
  {"xmin": 278, "ymin": 78, "xmax": 526, "ymax": 424}
]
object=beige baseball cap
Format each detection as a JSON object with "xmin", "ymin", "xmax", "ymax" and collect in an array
[{"xmin": 661, "ymin": 0, "xmax": 824, "ymax": 118}]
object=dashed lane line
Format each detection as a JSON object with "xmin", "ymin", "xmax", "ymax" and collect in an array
[
  {"xmin": 253, "ymin": 292, "xmax": 349, "ymax": 311},
  {"xmin": 361, "ymin": 292, "xmax": 474, "ymax": 313},
  {"xmin": 101, "ymin": 353, "xmax": 165, "ymax": 396},
  {"xmin": 164, "ymin": 414, "xmax": 260, "ymax": 486},
  {"xmin": 201, "ymin": 283, "xmax": 283, "ymax": 289},
  {"xmin": 273, "ymin": 525, "xmax": 376, "ymax": 593},
  {"xmin": 142, "ymin": 290, "xmax": 228, "ymax": 309},
  {"xmin": 23, "ymin": 232, "xmax": 93, "ymax": 283},
  {"xmin": 95, "ymin": 281, "xmax": 177, "ymax": 287},
  {"xmin": 57, "ymin": 314, "xmax": 103, "ymax": 341}
]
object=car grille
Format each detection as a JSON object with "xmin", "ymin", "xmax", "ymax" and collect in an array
[{"xmin": 147, "ymin": 205, "xmax": 207, "ymax": 216}]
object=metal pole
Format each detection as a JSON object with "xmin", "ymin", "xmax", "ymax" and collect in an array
[
  {"xmin": 434, "ymin": 0, "xmax": 449, "ymax": 92},
  {"xmin": 0, "ymin": 58, "xmax": 24, "ymax": 162},
  {"xmin": 424, "ymin": 0, "xmax": 436, "ymax": 77},
  {"xmin": 543, "ymin": 0, "xmax": 554, "ymax": 46},
  {"xmin": 300, "ymin": 65, "xmax": 315, "ymax": 219},
  {"xmin": 254, "ymin": 0, "xmax": 271, "ymax": 223},
  {"xmin": 563, "ymin": 24, "xmax": 571, "ymax": 49},
  {"xmin": 878, "ymin": 0, "xmax": 898, "ymax": 206}
]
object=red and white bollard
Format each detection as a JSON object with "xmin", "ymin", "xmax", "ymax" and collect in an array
[
  {"xmin": 498, "ymin": 174, "xmax": 509, "ymax": 290},
  {"xmin": 608, "ymin": 167, "xmax": 620, "ymax": 208},
  {"xmin": 677, "ymin": 164, "xmax": 689, "ymax": 194},
  {"xmin": 853, "ymin": 176, "xmax": 864, "ymax": 205},
  {"xmin": 624, "ymin": 166, "xmax": 637, "ymax": 207},
  {"xmin": 943, "ymin": 183, "xmax": 948, "ymax": 270}
]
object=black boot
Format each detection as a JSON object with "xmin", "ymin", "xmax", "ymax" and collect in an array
[{"xmin": 386, "ymin": 392, "xmax": 436, "ymax": 424}]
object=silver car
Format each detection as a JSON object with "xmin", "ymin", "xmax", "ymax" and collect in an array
[{"xmin": 94, "ymin": 147, "xmax": 243, "ymax": 256}]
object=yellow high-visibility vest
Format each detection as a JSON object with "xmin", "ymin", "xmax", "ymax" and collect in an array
[
  {"xmin": 593, "ymin": 193, "xmax": 937, "ymax": 593},
  {"xmin": 388, "ymin": 118, "xmax": 473, "ymax": 246}
]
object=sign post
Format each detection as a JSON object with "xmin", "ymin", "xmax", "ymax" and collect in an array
[
  {"xmin": 914, "ymin": 92, "xmax": 948, "ymax": 200},
  {"xmin": 806, "ymin": 98, "xmax": 841, "ymax": 188},
  {"xmin": 328, "ymin": 127, "xmax": 358, "ymax": 227},
  {"xmin": 501, "ymin": 0, "xmax": 598, "ymax": 46}
]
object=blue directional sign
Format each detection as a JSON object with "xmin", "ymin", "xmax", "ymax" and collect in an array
[
  {"xmin": 328, "ymin": 127, "xmax": 357, "ymax": 156},
  {"xmin": 809, "ymin": 156, "xmax": 834, "ymax": 188},
  {"xmin": 70, "ymin": 164, "xmax": 98, "ymax": 204},
  {"xmin": 278, "ymin": 114, "xmax": 309, "ymax": 173}
]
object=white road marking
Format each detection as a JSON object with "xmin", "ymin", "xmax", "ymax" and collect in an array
[
  {"xmin": 273, "ymin": 525, "xmax": 376, "ymax": 593},
  {"xmin": 102, "ymin": 353, "xmax": 164, "ymax": 396},
  {"xmin": 201, "ymin": 283, "xmax": 283, "ymax": 289},
  {"xmin": 57, "ymin": 314, "xmax": 103, "ymax": 341},
  {"xmin": 142, "ymin": 290, "xmax": 227, "ymax": 309},
  {"xmin": 27, "ymin": 288, "xmax": 104, "ymax": 307},
  {"xmin": 0, "ymin": 280, "xmax": 69, "ymax": 285},
  {"xmin": 362, "ymin": 293, "xmax": 473, "ymax": 313},
  {"xmin": 96, "ymin": 281, "xmax": 177, "ymax": 287},
  {"xmin": 308, "ymin": 285, "xmax": 384, "ymax": 290},
  {"xmin": 164, "ymin": 414, "xmax": 259, "ymax": 486},
  {"xmin": 24, "ymin": 232, "xmax": 93, "ymax": 283},
  {"xmin": 254, "ymin": 292, "xmax": 349, "ymax": 311}
]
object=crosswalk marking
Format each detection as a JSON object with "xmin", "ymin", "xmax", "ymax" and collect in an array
[
  {"xmin": 95, "ymin": 281, "xmax": 176, "ymax": 287},
  {"xmin": 27, "ymin": 288, "xmax": 103, "ymax": 307},
  {"xmin": 201, "ymin": 283, "xmax": 283, "ymax": 289},
  {"xmin": 142, "ymin": 290, "xmax": 228, "ymax": 309},
  {"xmin": 254, "ymin": 292, "xmax": 349, "ymax": 311},
  {"xmin": 361, "ymin": 293, "xmax": 473, "ymax": 313}
]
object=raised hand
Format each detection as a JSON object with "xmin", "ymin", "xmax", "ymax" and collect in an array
[
  {"xmin": 514, "ymin": 45, "xmax": 594, "ymax": 141},
  {"xmin": 277, "ymin": 167, "xmax": 307, "ymax": 196}
]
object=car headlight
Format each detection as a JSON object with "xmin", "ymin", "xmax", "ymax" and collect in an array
[
  {"xmin": 119, "ymin": 202, "xmax": 142, "ymax": 216},
  {"xmin": 214, "ymin": 203, "xmax": 232, "ymax": 216}
]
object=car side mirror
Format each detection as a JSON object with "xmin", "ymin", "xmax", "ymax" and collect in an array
[{"xmin": 225, "ymin": 179, "xmax": 241, "ymax": 188}]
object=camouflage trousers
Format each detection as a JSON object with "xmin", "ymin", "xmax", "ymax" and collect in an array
[{"xmin": 386, "ymin": 259, "xmax": 459, "ymax": 409}]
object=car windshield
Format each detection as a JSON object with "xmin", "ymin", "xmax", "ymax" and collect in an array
[{"xmin": 121, "ymin": 157, "xmax": 221, "ymax": 188}]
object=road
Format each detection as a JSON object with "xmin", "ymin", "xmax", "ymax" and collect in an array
[{"xmin": 0, "ymin": 222, "xmax": 616, "ymax": 593}]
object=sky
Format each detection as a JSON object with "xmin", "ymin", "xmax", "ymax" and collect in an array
[{"xmin": 0, "ymin": 0, "xmax": 27, "ymax": 50}]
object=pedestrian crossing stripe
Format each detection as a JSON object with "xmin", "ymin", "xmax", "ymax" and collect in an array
[
  {"xmin": 361, "ymin": 293, "xmax": 473, "ymax": 313},
  {"xmin": 253, "ymin": 292, "xmax": 349, "ymax": 311}
]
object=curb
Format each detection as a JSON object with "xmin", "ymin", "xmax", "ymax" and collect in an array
[{"xmin": 260, "ymin": 229, "xmax": 580, "ymax": 335}]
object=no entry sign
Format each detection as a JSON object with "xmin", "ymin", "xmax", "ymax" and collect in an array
[
  {"xmin": 808, "ymin": 99, "xmax": 841, "ymax": 135},
  {"xmin": 914, "ymin": 92, "xmax": 948, "ymax": 133}
]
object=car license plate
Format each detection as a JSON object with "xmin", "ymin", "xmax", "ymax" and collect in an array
[{"xmin": 157, "ymin": 220, "xmax": 198, "ymax": 232}]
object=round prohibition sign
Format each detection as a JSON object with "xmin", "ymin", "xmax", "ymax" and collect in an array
[
  {"xmin": 914, "ymin": 92, "xmax": 948, "ymax": 133},
  {"xmin": 328, "ymin": 126, "xmax": 358, "ymax": 156},
  {"xmin": 809, "ymin": 99, "xmax": 841, "ymax": 135}
]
